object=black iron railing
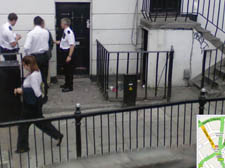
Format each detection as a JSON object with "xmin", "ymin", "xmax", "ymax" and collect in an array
[
  {"xmin": 0, "ymin": 91, "xmax": 225, "ymax": 167},
  {"xmin": 197, "ymin": 0, "xmax": 225, "ymax": 36},
  {"xmin": 96, "ymin": 40, "xmax": 174, "ymax": 101},
  {"xmin": 142, "ymin": 0, "xmax": 197, "ymax": 21},
  {"xmin": 201, "ymin": 43, "xmax": 225, "ymax": 89},
  {"xmin": 142, "ymin": 0, "xmax": 225, "ymax": 36}
]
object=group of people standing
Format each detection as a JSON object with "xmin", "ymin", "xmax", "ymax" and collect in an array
[
  {"xmin": 0, "ymin": 13, "xmax": 76, "ymax": 94},
  {"xmin": 0, "ymin": 13, "xmax": 76, "ymax": 153}
]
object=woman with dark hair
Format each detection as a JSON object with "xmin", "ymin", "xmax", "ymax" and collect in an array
[{"xmin": 14, "ymin": 55, "xmax": 63, "ymax": 153}]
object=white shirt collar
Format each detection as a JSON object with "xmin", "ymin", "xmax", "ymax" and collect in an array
[
  {"xmin": 34, "ymin": 25, "xmax": 42, "ymax": 30},
  {"xmin": 5, "ymin": 22, "xmax": 12, "ymax": 29},
  {"xmin": 64, "ymin": 27, "xmax": 70, "ymax": 32}
]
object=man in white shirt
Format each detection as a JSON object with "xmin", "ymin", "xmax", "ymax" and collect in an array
[
  {"xmin": 24, "ymin": 16, "xmax": 50, "ymax": 103},
  {"xmin": 55, "ymin": 18, "xmax": 75, "ymax": 92},
  {"xmin": 0, "ymin": 13, "xmax": 21, "ymax": 61}
]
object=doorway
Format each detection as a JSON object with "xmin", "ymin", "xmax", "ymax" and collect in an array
[
  {"xmin": 150, "ymin": 0, "xmax": 181, "ymax": 13},
  {"xmin": 56, "ymin": 3, "xmax": 90, "ymax": 75}
]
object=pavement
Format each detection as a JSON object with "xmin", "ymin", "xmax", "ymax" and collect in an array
[
  {"xmin": 43, "ymin": 78, "xmax": 122, "ymax": 115},
  {"xmin": 43, "ymin": 77, "xmax": 200, "ymax": 116}
]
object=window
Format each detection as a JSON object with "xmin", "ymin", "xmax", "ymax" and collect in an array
[{"xmin": 150, "ymin": 0, "xmax": 181, "ymax": 13}]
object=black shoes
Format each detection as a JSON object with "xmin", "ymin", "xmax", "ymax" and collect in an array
[
  {"xmin": 60, "ymin": 84, "xmax": 66, "ymax": 88},
  {"xmin": 15, "ymin": 148, "xmax": 30, "ymax": 154},
  {"xmin": 42, "ymin": 96, "xmax": 48, "ymax": 104},
  {"xmin": 57, "ymin": 135, "xmax": 64, "ymax": 147},
  {"xmin": 62, "ymin": 87, "xmax": 73, "ymax": 92}
]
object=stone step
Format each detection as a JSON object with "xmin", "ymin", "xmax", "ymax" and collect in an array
[
  {"xmin": 140, "ymin": 17, "xmax": 201, "ymax": 30},
  {"xmin": 215, "ymin": 66, "xmax": 225, "ymax": 79},
  {"xmin": 204, "ymin": 75, "xmax": 219, "ymax": 89},
  {"xmin": 191, "ymin": 77, "xmax": 222, "ymax": 97},
  {"xmin": 204, "ymin": 74, "xmax": 225, "ymax": 89},
  {"xmin": 194, "ymin": 24, "xmax": 225, "ymax": 54},
  {"xmin": 194, "ymin": 25, "xmax": 210, "ymax": 33},
  {"xmin": 193, "ymin": 68, "xmax": 225, "ymax": 89}
]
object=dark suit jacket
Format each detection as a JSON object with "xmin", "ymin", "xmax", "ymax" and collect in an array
[{"xmin": 23, "ymin": 88, "xmax": 38, "ymax": 105}]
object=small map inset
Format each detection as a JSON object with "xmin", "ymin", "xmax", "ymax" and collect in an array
[{"xmin": 197, "ymin": 115, "xmax": 225, "ymax": 168}]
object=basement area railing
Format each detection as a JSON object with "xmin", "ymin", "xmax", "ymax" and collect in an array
[
  {"xmin": 96, "ymin": 40, "xmax": 174, "ymax": 101},
  {"xmin": 201, "ymin": 43, "xmax": 225, "ymax": 89},
  {"xmin": 142, "ymin": 0, "xmax": 198, "ymax": 21},
  {"xmin": 0, "ymin": 91, "xmax": 224, "ymax": 168},
  {"xmin": 142, "ymin": 0, "xmax": 225, "ymax": 36}
]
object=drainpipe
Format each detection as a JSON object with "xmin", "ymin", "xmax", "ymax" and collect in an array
[{"xmin": 131, "ymin": 0, "xmax": 140, "ymax": 50}]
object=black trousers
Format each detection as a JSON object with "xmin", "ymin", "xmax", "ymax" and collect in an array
[
  {"xmin": 61, "ymin": 49, "xmax": 73, "ymax": 88},
  {"xmin": 32, "ymin": 53, "xmax": 49, "ymax": 97},
  {"xmin": 0, "ymin": 46, "xmax": 18, "ymax": 61},
  {"xmin": 17, "ymin": 97, "xmax": 62, "ymax": 150}
]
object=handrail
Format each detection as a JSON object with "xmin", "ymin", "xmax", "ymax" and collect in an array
[
  {"xmin": 0, "ymin": 89, "xmax": 223, "ymax": 167},
  {"xmin": 1, "ymin": 96, "xmax": 225, "ymax": 128}
]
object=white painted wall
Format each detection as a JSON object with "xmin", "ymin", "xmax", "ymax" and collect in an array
[
  {"xmin": 91, "ymin": 0, "xmax": 143, "ymax": 75},
  {"xmin": 146, "ymin": 29, "xmax": 215, "ymax": 87}
]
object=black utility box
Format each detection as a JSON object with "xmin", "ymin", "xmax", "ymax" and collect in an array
[
  {"xmin": 123, "ymin": 75, "xmax": 137, "ymax": 106},
  {"xmin": 0, "ymin": 61, "xmax": 22, "ymax": 123}
]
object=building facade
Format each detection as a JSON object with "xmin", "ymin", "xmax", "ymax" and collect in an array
[
  {"xmin": 0, "ymin": 0, "xmax": 142, "ymax": 80},
  {"xmin": 0, "ymin": 0, "xmax": 224, "ymax": 88}
]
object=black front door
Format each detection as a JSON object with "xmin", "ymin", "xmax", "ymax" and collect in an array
[
  {"xmin": 56, "ymin": 3, "xmax": 90, "ymax": 75},
  {"xmin": 150, "ymin": 0, "xmax": 181, "ymax": 13}
]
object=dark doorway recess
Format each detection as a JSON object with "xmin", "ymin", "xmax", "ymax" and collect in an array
[
  {"xmin": 150, "ymin": 0, "xmax": 181, "ymax": 13},
  {"xmin": 56, "ymin": 3, "xmax": 90, "ymax": 75}
]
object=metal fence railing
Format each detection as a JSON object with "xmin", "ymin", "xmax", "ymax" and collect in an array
[
  {"xmin": 142, "ymin": 0, "xmax": 197, "ymax": 22},
  {"xmin": 142, "ymin": 0, "xmax": 225, "ymax": 37},
  {"xmin": 197, "ymin": 0, "xmax": 225, "ymax": 36},
  {"xmin": 201, "ymin": 43, "xmax": 225, "ymax": 89},
  {"xmin": 0, "ymin": 90, "xmax": 224, "ymax": 167},
  {"xmin": 96, "ymin": 40, "xmax": 174, "ymax": 101}
]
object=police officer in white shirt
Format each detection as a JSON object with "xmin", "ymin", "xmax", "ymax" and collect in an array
[
  {"xmin": 0, "ymin": 13, "xmax": 21, "ymax": 61},
  {"xmin": 24, "ymin": 16, "xmax": 49, "ymax": 103},
  {"xmin": 55, "ymin": 18, "xmax": 75, "ymax": 92}
]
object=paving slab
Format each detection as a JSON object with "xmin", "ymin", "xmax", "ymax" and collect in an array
[
  {"xmin": 43, "ymin": 77, "xmax": 200, "ymax": 116},
  {"xmin": 44, "ymin": 78, "xmax": 122, "ymax": 114},
  {"xmin": 45, "ymin": 145, "xmax": 196, "ymax": 168}
]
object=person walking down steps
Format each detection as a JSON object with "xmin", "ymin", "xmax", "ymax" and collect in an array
[{"xmin": 14, "ymin": 56, "xmax": 63, "ymax": 154}]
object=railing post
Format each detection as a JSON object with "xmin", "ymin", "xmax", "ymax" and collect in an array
[
  {"xmin": 199, "ymin": 88, "xmax": 207, "ymax": 115},
  {"xmin": 167, "ymin": 46, "xmax": 174, "ymax": 102},
  {"xmin": 96, "ymin": 41, "xmax": 99, "ymax": 84},
  {"xmin": 196, "ymin": 0, "xmax": 200, "ymax": 15},
  {"xmin": 75, "ymin": 103, "xmax": 82, "ymax": 158},
  {"xmin": 201, "ymin": 50, "xmax": 207, "ymax": 89},
  {"xmin": 106, "ymin": 52, "xmax": 110, "ymax": 100}
]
